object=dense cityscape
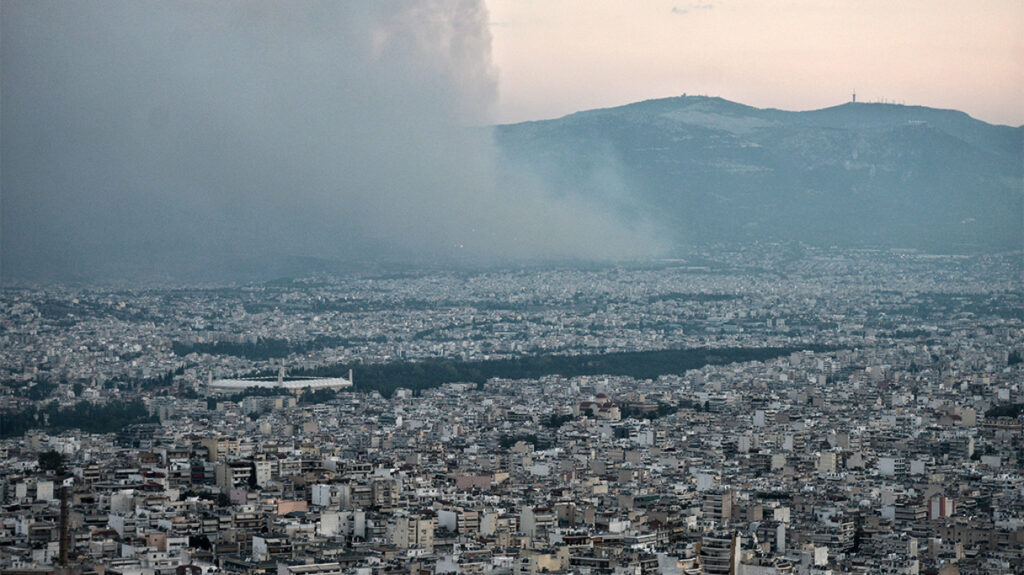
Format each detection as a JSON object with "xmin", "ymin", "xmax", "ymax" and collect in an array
[
  {"xmin": 4, "ymin": 0, "xmax": 1022, "ymax": 574},
  {"xmin": 1, "ymin": 246, "xmax": 1022, "ymax": 574}
]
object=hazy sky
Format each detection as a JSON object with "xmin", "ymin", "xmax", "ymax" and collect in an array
[{"xmin": 486, "ymin": 0, "xmax": 1024, "ymax": 126}]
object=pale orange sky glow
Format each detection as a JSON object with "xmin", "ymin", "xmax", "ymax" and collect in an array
[{"xmin": 486, "ymin": 0, "xmax": 1024, "ymax": 126}]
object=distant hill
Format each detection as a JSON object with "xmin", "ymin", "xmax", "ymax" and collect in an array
[{"xmin": 494, "ymin": 96, "xmax": 1023, "ymax": 253}]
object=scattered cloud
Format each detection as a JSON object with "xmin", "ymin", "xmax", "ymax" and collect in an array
[{"xmin": 672, "ymin": 3, "xmax": 714, "ymax": 15}]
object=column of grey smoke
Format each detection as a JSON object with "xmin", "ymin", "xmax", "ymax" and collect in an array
[{"xmin": 1, "ymin": 0, "xmax": 659, "ymax": 282}]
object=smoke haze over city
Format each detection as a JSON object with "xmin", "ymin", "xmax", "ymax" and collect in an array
[
  {"xmin": 1, "ymin": 1, "xmax": 660, "ymax": 283},
  {"xmin": 3, "ymin": 1, "xmax": 1021, "ymax": 284}
]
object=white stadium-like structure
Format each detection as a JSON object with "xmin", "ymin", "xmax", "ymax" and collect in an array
[{"xmin": 207, "ymin": 369, "xmax": 353, "ymax": 394}]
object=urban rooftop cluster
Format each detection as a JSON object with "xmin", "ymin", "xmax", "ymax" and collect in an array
[{"xmin": 1, "ymin": 245, "xmax": 1022, "ymax": 575}]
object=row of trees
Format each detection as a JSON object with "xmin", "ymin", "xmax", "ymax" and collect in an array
[
  {"xmin": 285, "ymin": 345, "xmax": 827, "ymax": 398},
  {"xmin": 986, "ymin": 403, "xmax": 1024, "ymax": 419},
  {"xmin": 0, "ymin": 399, "xmax": 155, "ymax": 439}
]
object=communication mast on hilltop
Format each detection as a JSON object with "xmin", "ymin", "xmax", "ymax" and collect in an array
[{"xmin": 852, "ymin": 90, "xmax": 856, "ymax": 103}]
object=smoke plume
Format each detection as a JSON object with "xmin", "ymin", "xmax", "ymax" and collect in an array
[{"xmin": 1, "ymin": 0, "xmax": 660, "ymax": 283}]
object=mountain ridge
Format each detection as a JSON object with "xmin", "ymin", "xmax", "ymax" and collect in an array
[
  {"xmin": 494, "ymin": 95, "xmax": 1023, "ymax": 253},
  {"xmin": 514, "ymin": 95, "xmax": 1021, "ymax": 130}
]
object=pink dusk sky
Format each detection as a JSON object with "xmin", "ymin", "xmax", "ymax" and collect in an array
[{"xmin": 485, "ymin": 0, "xmax": 1024, "ymax": 127}]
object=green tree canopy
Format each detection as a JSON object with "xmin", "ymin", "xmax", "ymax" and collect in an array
[{"xmin": 38, "ymin": 450, "xmax": 65, "ymax": 474}]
